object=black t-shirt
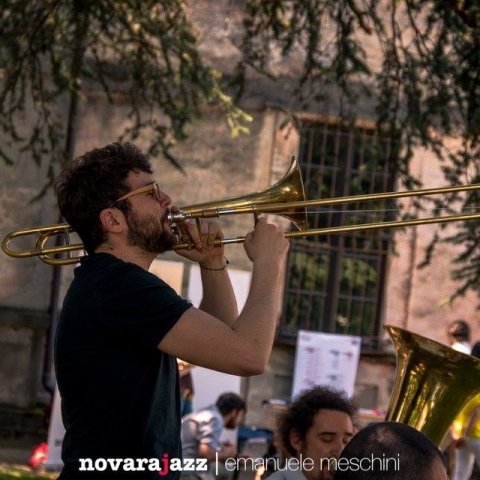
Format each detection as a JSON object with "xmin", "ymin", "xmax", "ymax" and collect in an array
[{"xmin": 55, "ymin": 253, "xmax": 192, "ymax": 478}]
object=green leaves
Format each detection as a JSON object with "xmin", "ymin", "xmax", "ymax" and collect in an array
[
  {"xmin": 232, "ymin": 0, "xmax": 480, "ymax": 306},
  {"xmin": 0, "ymin": 0, "xmax": 251, "ymax": 182},
  {"xmin": 2, "ymin": 0, "xmax": 480, "ymax": 302}
]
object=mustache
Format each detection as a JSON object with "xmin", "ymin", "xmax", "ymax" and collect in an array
[{"xmin": 162, "ymin": 208, "xmax": 171, "ymax": 225}]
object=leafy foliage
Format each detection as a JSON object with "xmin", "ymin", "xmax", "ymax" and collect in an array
[
  {"xmin": 0, "ymin": 0, "xmax": 250, "ymax": 182},
  {"xmin": 232, "ymin": 0, "xmax": 480, "ymax": 303},
  {"xmin": 1, "ymin": 0, "xmax": 480, "ymax": 301}
]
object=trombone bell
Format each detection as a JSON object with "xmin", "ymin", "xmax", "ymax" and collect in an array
[
  {"xmin": 169, "ymin": 155, "xmax": 308, "ymax": 231},
  {"xmin": 385, "ymin": 325, "xmax": 480, "ymax": 446}
]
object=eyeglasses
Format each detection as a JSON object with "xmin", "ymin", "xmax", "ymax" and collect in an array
[{"xmin": 109, "ymin": 182, "xmax": 161, "ymax": 208}]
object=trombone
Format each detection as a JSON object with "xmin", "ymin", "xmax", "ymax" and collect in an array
[{"xmin": 3, "ymin": 156, "xmax": 480, "ymax": 266}]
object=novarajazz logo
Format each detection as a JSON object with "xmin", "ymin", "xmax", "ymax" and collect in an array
[{"xmin": 79, "ymin": 454, "xmax": 208, "ymax": 475}]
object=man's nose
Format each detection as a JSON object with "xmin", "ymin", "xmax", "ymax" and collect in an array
[
  {"xmin": 158, "ymin": 190, "xmax": 171, "ymax": 207},
  {"xmin": 329, "ymin": 439, "xmax": 346, "ymax": 458}
]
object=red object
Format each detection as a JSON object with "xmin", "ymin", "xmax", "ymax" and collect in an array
[{"xmin": 29, "ymin": 442, "xmax": 48, "ymax": 470}]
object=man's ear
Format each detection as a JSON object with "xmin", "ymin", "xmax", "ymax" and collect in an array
[
  {"xmin": 289, "ymin": 428, "xmax": 302, "ymax": 453},
  {"xmin": 99, "ymin": 208, "xmax": 124, "ymax": 233}
]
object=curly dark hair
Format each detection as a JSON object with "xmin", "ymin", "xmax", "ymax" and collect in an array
[
  {"xmin": 278, "ymin": 386, "xmax": 356, "ymax": 457},
  {"xmin": 56, "ymin": 142, "xmax": 152, "ymax": 254}
]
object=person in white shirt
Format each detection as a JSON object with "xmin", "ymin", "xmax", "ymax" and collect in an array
[
  {"xmin": 447, "ymin": 319, "xmax": 472, "ymax": 354},
  {"xmin": 181, "ymin": 393, "xmax": 246, "ymax": 480}
]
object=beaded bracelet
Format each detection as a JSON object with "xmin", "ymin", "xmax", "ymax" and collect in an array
[{"xmin": 200, "ymin": 257, "xmax": 230, "ymax": 271}]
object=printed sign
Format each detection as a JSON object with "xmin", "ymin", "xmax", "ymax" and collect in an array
[{"xmin": 292, "ymin": 330, "xmax": 361, "ymax": 398}]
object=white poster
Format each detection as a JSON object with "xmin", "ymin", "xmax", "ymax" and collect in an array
[{"xmin": 292, "ymin": 330, "xmax": 361, "ymax": 399}]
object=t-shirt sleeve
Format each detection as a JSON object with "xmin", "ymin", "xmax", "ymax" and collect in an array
[
  {"xmin": 197, "ymin": 414, "xmax": 224, "ymax": 451},
  {"xmin": 101, "ymin": 263, "xmax": 192, "ymax": 348}
]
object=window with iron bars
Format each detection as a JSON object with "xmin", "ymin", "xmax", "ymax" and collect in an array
[{"xmin": 278, "ymin": 120, "xmax": 398, "ymax": 352}]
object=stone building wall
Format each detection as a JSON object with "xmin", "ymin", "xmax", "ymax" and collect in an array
[
  {"xmin": 385, "ymin": 140, "xmax": 480, "ymax": 343},
  {"xmin": 0, "ymin": 134, "xmax": 61, "ymax": 409},
  {"xmin": 1, "ymin": 0, "xmax": 479, "ymax": 435}
]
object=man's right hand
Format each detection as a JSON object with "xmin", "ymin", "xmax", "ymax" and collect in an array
[
  {"xmin": 159, "ymin": 218, "xmax": 291, "ymax": 376},
  {"xmin": 243, "ymin": 218, "xmax": 290, "ymax": 264}
]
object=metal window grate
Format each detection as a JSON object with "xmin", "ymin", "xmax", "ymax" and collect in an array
[{"xmin": 277, "ymin": 121, "xmax": 397, "ymax": 352}]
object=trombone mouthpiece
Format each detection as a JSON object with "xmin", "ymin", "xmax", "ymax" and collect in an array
[{"xmin": 167, "ymin": 210, "xmax": 190, "ymax": 224}]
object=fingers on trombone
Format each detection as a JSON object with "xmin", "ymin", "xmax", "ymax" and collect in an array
[
  {"xmin": 196, "ymin": 220, "xmax": 224, "ymax": 251},
  {"xmin": 253, "ymin": 217, "xmax": 267, "ymax": 231},
  {"xmin": 180, "ymin": 220, "xmax": 202, "ymax": 250},
  {"xmin": 204, "ymin": 222, "xmax": 224, "ymax": 251},
  {"xmin": 253, "ymin": 218, "xmax": 289, "ymax": 246},
  {"xmin": 176, "ymin": 218, "xmax": 223, "ymax": 251}
]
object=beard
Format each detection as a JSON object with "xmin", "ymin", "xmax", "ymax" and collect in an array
[{"xmin": 125, "ymin": 209, "xmax": 176, "ymax": 254}]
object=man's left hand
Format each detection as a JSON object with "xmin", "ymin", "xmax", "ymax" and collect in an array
[{"xmin": 174, "ymin": 217, "xmax": 225, "ymax": 265}]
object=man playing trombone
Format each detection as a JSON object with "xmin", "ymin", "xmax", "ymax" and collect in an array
[{"xmin": 54, "ymin": 142, "xmax": 290, "ymax": 478}]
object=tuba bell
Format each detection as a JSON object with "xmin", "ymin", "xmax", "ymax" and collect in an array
[{"xmin": 384, "ymin": 325, "xmax": 480, "ymax": 446}]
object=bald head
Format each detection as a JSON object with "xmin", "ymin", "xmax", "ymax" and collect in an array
[{"xmin": 333, "ymin": 422, "xmax": 447, "ymax": 480}]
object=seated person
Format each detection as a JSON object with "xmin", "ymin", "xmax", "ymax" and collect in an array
[
  {"xmin": 268, "ymin": 386, "xmax": 356, "ymax": 480},
  {"xmin": 446, "ymin": 320, "xmax": 471, "ymax": 354},
  {"xmin": 181, "ymin": 392, "xmax": 246, "ymax": 480}
]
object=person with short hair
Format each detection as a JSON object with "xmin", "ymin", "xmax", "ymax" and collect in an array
[
  {"xmin": 181, "ymin": 392, "xmax": 247, "ymax": 479},
  {"xmin": 333, "ymin": 421, "xmax": 448, "ymax": 480},
  {"xmin": 268, "ymin": 386, "xmax": 356, "ymax": 480},
  {"xmin": 447, "ymin": 320, "xmax": 472, "ymax": 354},
  {"xmin": 54, "ymin": 142, "xmax": 290, "ymax": 479}
]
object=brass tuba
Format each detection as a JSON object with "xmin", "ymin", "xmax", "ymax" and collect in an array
[{"xmin": 384, "ymin": 325, "xmax": 480, "ymax": 446}]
